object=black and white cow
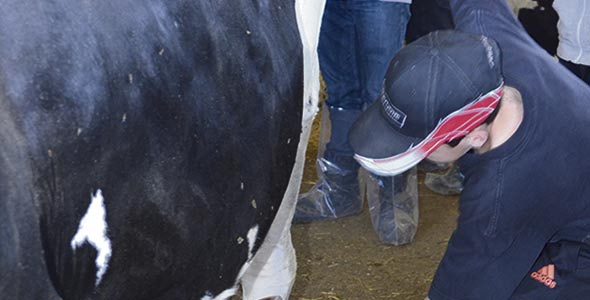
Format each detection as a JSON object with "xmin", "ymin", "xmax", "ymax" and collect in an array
[{"xmin": 0, "ymin": 0, "xmax": 324, "ymax": 299}]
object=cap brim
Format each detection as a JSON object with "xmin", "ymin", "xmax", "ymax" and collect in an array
[
  {"xmin": 350, "ymin": 85, "xmax": 504, "ymax": 176},
  {"xmin": 349, "ymin": 100, "xmax": 422, "ymax": 175}
]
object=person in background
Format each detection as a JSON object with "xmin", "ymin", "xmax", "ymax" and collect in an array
[
  {"xmin": 293, "ymin": 0, "xmax": 415, "ymax": 246},
  {"xmin": 553, "ymin": 0, "xmax": 590, "ymax": 85}
]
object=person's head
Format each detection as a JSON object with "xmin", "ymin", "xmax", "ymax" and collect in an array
[
  {"xmin": 349, "ymin": 30, "xmax": 504, "ymax": 176},
  {"xmin": 430, "ymin": 98, "xmax": 502, "ymax": 162}
]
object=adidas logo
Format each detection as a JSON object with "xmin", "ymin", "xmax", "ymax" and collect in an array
[{"xmin": 530, "ymin": 264, "xmax": 557, "ymax": 289}]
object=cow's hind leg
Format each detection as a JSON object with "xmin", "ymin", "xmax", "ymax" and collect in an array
[{"xmin": 239, "ymin": 1, "xmax": 325, "ymax": 298}]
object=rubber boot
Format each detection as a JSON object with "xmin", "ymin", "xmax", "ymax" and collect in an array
[
  {"xmin": 424, "ymin": 163, "xmax": 464, "ymax": 196},
  {"xmin": 293, "ymin": 106, "xmax": 363, "ymax": 223},
  {"xmin": 365, "ymin": 167, "xmax": 419, "ymax": 245}
]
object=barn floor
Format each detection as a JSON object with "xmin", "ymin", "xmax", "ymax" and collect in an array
[{"xmin": 290, "ymin": 112, "xmax": 460, "ymax": 300}]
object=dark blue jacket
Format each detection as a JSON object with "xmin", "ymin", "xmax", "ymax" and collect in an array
[{"xmin": 429, "ymin": 1, "xmax": 590, "ymax": 299}]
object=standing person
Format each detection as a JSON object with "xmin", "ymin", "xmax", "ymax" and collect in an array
[
  {"xmin": 349, "ymin": 0, "xmax": 590, "ymax": 298},
  {"xmin": 553, "ymin": 0, "xmax": 590, "ymax": 85},
  {"xmin": 294, "ymin": 0, "xmax": 416, "ymax": 245}
]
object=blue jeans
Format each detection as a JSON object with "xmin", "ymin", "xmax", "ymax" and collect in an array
[{"xmin": 319, "ymin": 0, "xmax": 410, "ymax": 157}]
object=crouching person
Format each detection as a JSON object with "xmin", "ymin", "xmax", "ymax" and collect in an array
[{"xmin": 348, "ymin": 0, "xmax": 590, "ymax": 299}]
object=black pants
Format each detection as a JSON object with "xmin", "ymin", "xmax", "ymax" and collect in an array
[
  {"xmin": 559, "ymin": 58, "xmax": 590, "ymax": 85},
  {"xmin": 405, "ymin": 0, "xmax": 454, "ymax": 44}
]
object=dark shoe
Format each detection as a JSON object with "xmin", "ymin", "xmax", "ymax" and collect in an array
[
  {"xmin": 293, "ymin": 157, "xmax": 362, "ymax": 223},
  {"xmin": 424, "ymin": 164, "xmax": 464, "ymax": 196}
]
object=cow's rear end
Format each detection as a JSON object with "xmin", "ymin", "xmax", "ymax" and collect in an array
[{"xmin": 0, "ymin": 1, "xmax": 304, "ymax": 299}]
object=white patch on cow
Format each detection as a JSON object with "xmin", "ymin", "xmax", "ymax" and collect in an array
[
  {"xmin": 235, "ymin": 225, "xmax": 260, "ymax": 283},
  {"xmin": 70, "ymin": 189, "xmax": 112, "ymax": 286},
  {"xmin": 200, "ymin": 226, "xmax": 260, "ymax": 300},
  {"xmin": 200, "ymin": 287, "xmax": 238, "ymax": 300},
  {"xmin": 246, "ymin": 225, "xmax": 258, "ymax": 260}
]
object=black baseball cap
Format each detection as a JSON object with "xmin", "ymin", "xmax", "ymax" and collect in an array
[{"xmin": 349, "ymin": 30, "xmax": 504, "ymax": 176}]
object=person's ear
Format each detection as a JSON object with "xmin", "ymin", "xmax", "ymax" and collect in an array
[{"xmin": 464, "ymin": 126, "xmax": 489, "ymax": 149}]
